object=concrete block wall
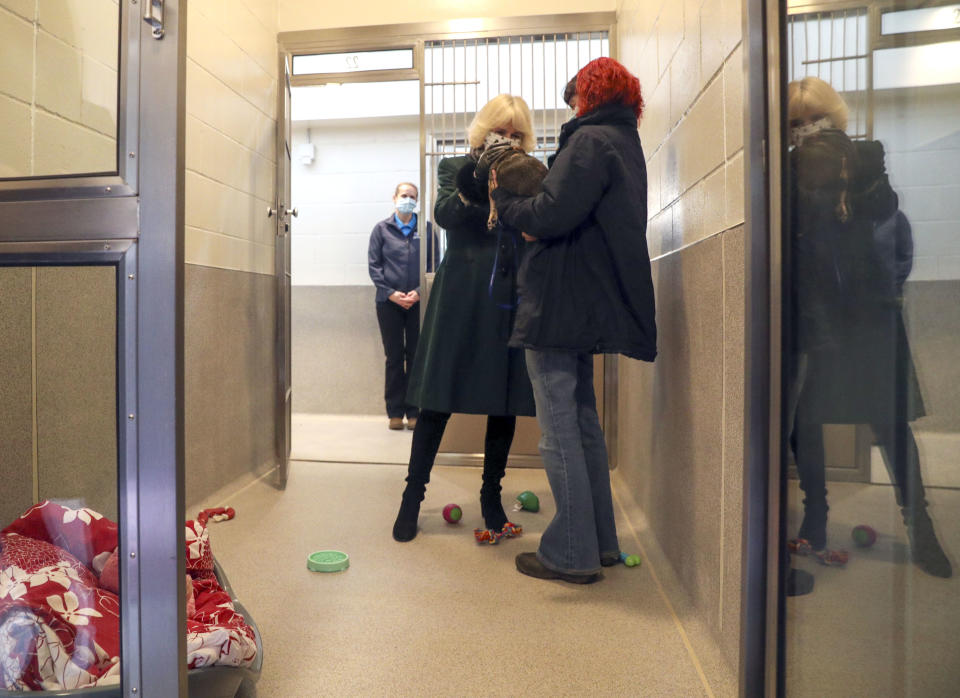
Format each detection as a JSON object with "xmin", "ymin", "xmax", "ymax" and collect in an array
[
  {"xmin": 0, "ymin": 0, "xmax": 118, "ymax": 177},
  {"xmin": 184, "ymin": 0, "xmax": 280, "ymax": 507},
  {"xmin": 617, "ymin": 0, "xmax": 745, "ymax": 691},
  {"xmin": 289, "ymin": 116, "xmax": 419, "ymax": 416},
  {"xmin": 291, "ymin": 116, "xmax": 420, "ymax": 287},
  {"xmin": 879, "ymin": 85, "xmax": 960, "ymax": 282},
  {"xmin": 185, "ymin": 0, "xmax": 278, "ymax": 276}
]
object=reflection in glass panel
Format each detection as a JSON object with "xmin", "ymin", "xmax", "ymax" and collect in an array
[
  {"xmin": 0, "ymin": 266, "xmax": 121, "ymax": 690},
  {"xmin": 782, "ymin": 7, "xmax": 960, "ymax": 696},
  {"xmin": 0, "ymin": 0, "xmax": 120, "ymax": 179}
]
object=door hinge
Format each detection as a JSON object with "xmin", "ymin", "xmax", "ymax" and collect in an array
[{"xmin": 143, "ymin": 0, "xmax": 164, "ymax": 39}]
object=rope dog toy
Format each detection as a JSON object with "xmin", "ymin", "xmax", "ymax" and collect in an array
[{"xmin": 197, "ymin": 506, "xmax": 235, "ymax": 526}]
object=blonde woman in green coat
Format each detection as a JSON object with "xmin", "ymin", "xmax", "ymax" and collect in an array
[{"xmin": 392, "ymin": 95, "xmax": 537, "ymax": 543}]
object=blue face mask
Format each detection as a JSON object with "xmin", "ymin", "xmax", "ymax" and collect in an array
[{"xmin": 396, "ymin": 197, "xmax": 417, "ymax": 214}]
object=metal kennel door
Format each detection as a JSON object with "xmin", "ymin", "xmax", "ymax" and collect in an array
[
  {"xmin": 0, "ymin": 1, "xmax": 187, "ymax": 695},
  {"xmin": 421, "ymin": 31, "xmax": 612, "ymax": 268}
]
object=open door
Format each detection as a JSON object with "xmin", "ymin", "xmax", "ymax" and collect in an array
[
  {"xmin": 0, "ymin": 1, "xmax": 186, "ymax": 694},
  {"xmin": 276, "ymin": 53, "xmax": 294, "ymax": 488}
]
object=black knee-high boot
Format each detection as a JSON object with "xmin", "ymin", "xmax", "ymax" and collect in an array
[
  {"xmin": 393, "ymin": 409, "xmax": 449, "ymax": 542},
  {"xmin": 479, "ymin": 415, "xmax": 516, "ymax": 531},
  {"xmin": 874, "ymin": 421, "xmax": 953, "ymax": 578},
  {"xmin": 791, "ymin": 420, "xmax": 829, "ymax": 550}
]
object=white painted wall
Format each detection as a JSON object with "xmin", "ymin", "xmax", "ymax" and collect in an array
[
  {"xmin": 290, "ymin": 115, "xmax": 420, "ymax": 286},
  {"xmin": 878, "ymin": 85, "xmax": 960, "ymax": 281}
]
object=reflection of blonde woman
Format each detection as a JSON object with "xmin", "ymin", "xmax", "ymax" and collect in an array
[
  {"xmin": 787, "ymin": 76, "xmax": 951, "ymax": 578},
  {"xmin": 392, "ymin": 95, "xmax": 536, "ymax": 543}
]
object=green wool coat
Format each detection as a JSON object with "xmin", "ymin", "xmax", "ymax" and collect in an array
[{"xmin": 406, "ymin": 155, "xmax": 536, "ymax": 417}]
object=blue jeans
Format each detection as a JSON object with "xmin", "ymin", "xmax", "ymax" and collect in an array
[{"xmin": 525, "ymin": 349, "xmax": 620, "ymax": 575}]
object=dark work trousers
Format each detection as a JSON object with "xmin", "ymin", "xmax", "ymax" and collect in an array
[
  {"xmin": 403, "ymin": 409, "xmax": 516, "ymax": 499},
  {"xmin": 791, "ymin": 419, "xmax": 926, "ymax": 510},
  {"xmin": 375, "ymin": 300, "xmax": 420, "ymax": 419}
]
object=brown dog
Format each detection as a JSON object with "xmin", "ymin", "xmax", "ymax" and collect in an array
[{"xmin": 458, "ymin": 143, "xmax": 548, "ymax": 229}]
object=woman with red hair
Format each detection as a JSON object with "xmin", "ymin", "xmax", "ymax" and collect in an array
[{"xmin": 491, "ymin": 57, "xmax": 656, "ymax": 584}]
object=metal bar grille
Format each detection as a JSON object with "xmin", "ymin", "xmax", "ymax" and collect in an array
[
  {"xmin": 787, "ymin": 7, "xmax": 872, "ymax": 140},
  {"xmin": 421, "ymin": 31, "xmax": 609, "ymax": 268}
]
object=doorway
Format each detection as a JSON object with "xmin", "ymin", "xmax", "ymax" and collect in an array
[
  {"xmin": 280, "ymin": 17, "xmax": 616, "ymax": 468},
  {"xmin": 289, "ymin": 77, "xmax": 422, "ymax": 464}
]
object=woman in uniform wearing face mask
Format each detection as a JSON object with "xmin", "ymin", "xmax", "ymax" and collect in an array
[
  {"xmin": 368, "ymin": 182, "xmax": 427, "ymax": 430},
  {"xmin": 392, "ymin": 95, "xmax": 537, "ymax": 543}
]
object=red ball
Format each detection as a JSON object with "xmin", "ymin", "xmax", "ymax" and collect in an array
[
  {"xmin": 442, "ymin": 504, "xmax": 462, "ymax": 524},
  {"xmin": 851, "ymin": 525, "xmax": 877, "ymax": 547}
]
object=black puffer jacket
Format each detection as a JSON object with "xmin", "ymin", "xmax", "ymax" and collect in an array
[{"xmin": 491, "ymin": 105, "xmax": 656, "ymax": 361}]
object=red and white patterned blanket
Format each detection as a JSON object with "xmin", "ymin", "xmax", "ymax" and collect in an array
[{"xmin": 0, "ymin": 501, "xmax": 257, "ymax": 691}]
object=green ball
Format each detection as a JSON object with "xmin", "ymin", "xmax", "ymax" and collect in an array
[
  {"xmin": 624, "ymin": 555, "xmax": 641, "ymax": 568},
  {"xmin": 516, "ymin": 491, "xmax": 540, "ymax": 512}
]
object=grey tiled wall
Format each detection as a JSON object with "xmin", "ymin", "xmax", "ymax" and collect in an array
[
  {"xmin": 292, "ymin": 285, "xmax": 384, "ymax": 416},
  {"xmin": 618, "ymin": 227, "xmax": 745, "ymax": 675},
  {"xmin": 0, "ymin": 268, "xmax": 36, "ymax": 526},
  {"xmin": 0, "ymin": 266, "xmax": 118, "ymax": 524},
  {"xmin": 185, "ymin": 264, "xmax": 277, "ymax": 505},
  {"xmin": 36, "ymin": 267, "xmax": 117, "ymax": 518},
  {"xmin": 904, "ymin": 280, "xmax": 960, "ymax": 432}
]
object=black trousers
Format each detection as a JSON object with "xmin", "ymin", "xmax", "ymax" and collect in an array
[
  {"xmin": 792, "ymin": 419, "xmax": 926, "ymax": 510},
  {"xmin": 404, "ymin": 409, "xmax": 516, "ymax": 495},
  {"xmin": 375, "ymin": 300, "xmax": 420, "ymax": 418}
]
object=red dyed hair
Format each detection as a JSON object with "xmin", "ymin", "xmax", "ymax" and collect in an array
[{"xmin": 575, "ymin": 57, "xmax": 644, "ymax": 120}]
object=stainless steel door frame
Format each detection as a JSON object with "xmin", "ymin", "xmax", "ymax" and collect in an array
[
  {"xmin": 740, "ymin": 0, "xmax": 782, "ymax": 694},
  {"xmin": 275, "ymin": 52, "xmax": 293, "ymax": 489},
  {"xmin": 136, "ymin": 1, "xmax": 187, "ymax": 693},
  {"xmin": 0, "ymin": 1, "xmax": 187, "ymax": 695}
]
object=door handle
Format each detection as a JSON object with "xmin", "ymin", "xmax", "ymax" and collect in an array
[
  {"xmin": 286, "ymin": 208, "xmax": 299, "ymax": 218},
  {"xmin": 267, "ymin": 207, "xmax": 277, "ymax": 218},
  {"xmin": 143, "ymin": 0, "xmax": 164, "ymax": 39}
]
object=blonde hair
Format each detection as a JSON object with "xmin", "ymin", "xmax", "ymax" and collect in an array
[
  {"xmin": 787, "ymin": 76, "xmax": 849, "ymax": 132},
  {"xmin": 467, "ymin": 95, "xmax": 537, "ymax": 153},
  {"xmin": 394, "ymin": 182, "xmax": 418, "ymax": 198}
]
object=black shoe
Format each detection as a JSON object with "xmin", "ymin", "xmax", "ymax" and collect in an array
[
  {"xmin": 392, "ymin": 498, "xmax": 420, "ymax": 542},
  {"xmin": 600, "ymin": 554, "xmax": 621, "ymax": 567},
  {"xmin": 904, "ymin": 507, "xmax": 952, "ymax": 578},
  {"xmin": 480, "ymin": 492, "xmax": 508, "ymax": 532},
  {"xmin": 786, "ymin": 568, "xmax": 815, "ymax": 597},
  {"xmin": 515, "ymin": 552, "xmax": 600, "ymax": 584}
]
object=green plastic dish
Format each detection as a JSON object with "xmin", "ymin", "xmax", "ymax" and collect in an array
[{"xmin": 307, "ymin": 550, "xmax": 349, "ymax": 573}]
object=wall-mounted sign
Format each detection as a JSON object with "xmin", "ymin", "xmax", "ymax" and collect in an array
[{"xmin": 292, "ymin": 49, "xmax": 414, "ymax": 75}]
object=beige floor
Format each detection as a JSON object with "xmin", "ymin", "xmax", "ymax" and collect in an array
[
  {"xmin": 785, "ymin": 482, "xmax": 960, "ymax": 697},
  {"xmin": 198, "ymin": 460, "xmax": 716, "ymax": 697},
  {"xmin": 292, "ymin": 413, "xmax": 413, "ymax": 464}
]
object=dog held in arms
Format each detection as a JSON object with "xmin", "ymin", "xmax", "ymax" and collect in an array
[{"xmin": 455, "ymin": 142, "xmax": 548, "ymax": 228}]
